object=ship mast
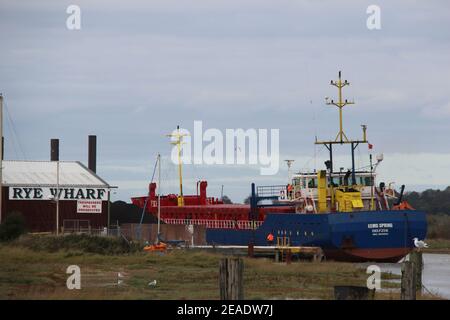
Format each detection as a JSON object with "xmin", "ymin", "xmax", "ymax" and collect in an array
[
  {"xmin": 167, "ymin": 125, "xmax": 188, "ymax": 207},
  {"xmin": 315, "ymin": 71, "xmax": 369, "ymax": 185}
]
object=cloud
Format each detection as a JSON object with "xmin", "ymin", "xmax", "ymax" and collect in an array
[{"xmin": 1, "ymin": 0, "xmax": 449, "ymax": 202}]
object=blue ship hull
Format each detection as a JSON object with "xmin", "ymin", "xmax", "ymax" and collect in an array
[{"xmin": 206, "ymin": 210, "xmax": 427, "ymax": 262}]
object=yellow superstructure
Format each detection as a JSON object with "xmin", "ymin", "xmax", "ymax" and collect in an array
[
  {"xmin": 317, "ymin": 170, "xmax": 328, "ymax": 213},
  {"xmin": 335, "ymin": 189, "xmax": 364, "ymax": 212}
]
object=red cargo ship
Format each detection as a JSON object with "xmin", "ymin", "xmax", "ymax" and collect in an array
[{"xmin": 131, "ymin": 181, "xmax": 295, "ymax": 229}]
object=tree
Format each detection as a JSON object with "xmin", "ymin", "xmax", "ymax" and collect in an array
[
  {"xmin": 0, "ymin": 212, "xmax": 27, "ymax": 242},
  {"xmin": 243, "ymin": 195, "xmax": 251, "ymax": 205},
  {"xmin": 403, "ymin": 187, "xmax": 450, "ymax": 215},
  {"xmin": 221, "ymin": 195, "xmax": 232, "ymax": 204}
]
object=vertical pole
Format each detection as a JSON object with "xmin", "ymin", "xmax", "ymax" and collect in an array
[
  {"xmin": 157, "ymin": 153, "xmax": 161, "ymax": 242},
  {"xmin": 219, "ymin": 258, "xmax": 244, "ymax": 300},
  {"xmin": 56, "ymin": 160, "xmax": 60, "ymax": 235},
  {"xmin": 401, "ymin": 261, "xmax": 416, "ymax": 300},
  {"xmin": 338, "ymin": 72, "xmax": 343, "ymax": 142},
  {"xmin": 177, "ymin": 127, "xmax": 184, "ymax": 207},
  {"xmin": 0, "ymin": 95, "xmax": 3, "ymax": 224},
  {"xmin": 329, "ymin": 144, "xmax": 333, "ymax": 173},
  {"xmin": 247, "ymin": 243, "xmax": 254, "ymax": 258},
  {"xmin": 250, "ymin": 183, "xmax": 256, "ymax": 247},
  {"xmin": 351, "ymin": 143, "xmax": 356, "ymax": 185},
  {"xmin": 286, "ymin": 249, "xmax": 292, "ymax": 264},
  {"xmin": 107, "ymin": 189, "xmax": 111, "ymax": 230},
  {"xmin": 329, "ymin": 143, "xmax": 335, "ymax": 210},
  {"xmin": 370, "ymin": 154, "xmax": 374, "ymax": 210}
]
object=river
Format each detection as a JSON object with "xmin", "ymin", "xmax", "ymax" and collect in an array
[{"xmin": 360, "ymin": 253, "xmax": 450, "ymax": 299}]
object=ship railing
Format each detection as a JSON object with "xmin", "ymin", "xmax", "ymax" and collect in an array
[
  {"xmin": 257, "ymin": 185, "xmax": 287, "ymax": 198},
  {"xmin": 161, "ymin": 218, "xmax": 263, "ymax": 230}
]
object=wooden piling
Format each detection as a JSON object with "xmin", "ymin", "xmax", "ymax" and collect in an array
[
  {"xmin": 286, "ymin": 249, "xmax": 292, "ymax": 264},
  {"xmin": 219, "ymin": 258, "xmax": 244, "ymax": 300},
  {"xmin": 409, "ymin": 251, "xmax": 423, "ymax": 291},
  {"xmin": 401, "ymin": 261, "xmax": 416, "ymax": 300},
  {"xmin": 247, "ymin": 243, "xmax": 254, "ymax": 258}
]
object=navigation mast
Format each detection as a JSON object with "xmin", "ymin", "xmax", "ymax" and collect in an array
[
  {"xmin": 315, "ymin": 71, "xmax": 369, "ymax": 184},
  {"xmin": 167, "ymin": 125, "xmax": 189, "ymax": 207}
]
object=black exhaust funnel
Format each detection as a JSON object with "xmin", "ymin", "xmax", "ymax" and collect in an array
[
  {"xmin": 50, "ymin": 139, "xmax": 59, "ymax": 161},
  {"xmin": 88, "ymin": 135, "xmax": 97, "ymax": 173}
]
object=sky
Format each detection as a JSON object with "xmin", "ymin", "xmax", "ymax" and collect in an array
[{"xmin": 0, "ymin": 0, "xmax": 449, "ymax": 203}]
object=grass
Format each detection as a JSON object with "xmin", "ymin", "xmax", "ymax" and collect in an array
[
  {"xmin": 424, "ymin": 239, "xmax": 450, "ymax": 253},
  {"xmin": 0, "ymin": 235, "xmax": 440, "ymax": 300}
]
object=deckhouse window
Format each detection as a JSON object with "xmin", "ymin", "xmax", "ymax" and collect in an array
[
  {"xmin": 364, "ymin": 176, "xmax": 374, "ymax": 186},
  {"xmin": 307, "ymin": 178, "xmax": 317, "ymax": 188}
]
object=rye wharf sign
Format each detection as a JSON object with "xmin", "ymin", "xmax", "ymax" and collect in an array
[{"xmin": 9, "ymin": 187, "xmax": 108, "ymax": 201}]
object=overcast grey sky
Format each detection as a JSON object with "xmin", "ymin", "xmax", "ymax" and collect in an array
[{"xmin": 1, "ymin": 0, "xmax": 449, "ymax": 202}]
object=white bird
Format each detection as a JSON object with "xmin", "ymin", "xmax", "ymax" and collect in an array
[
  {"xmin": 413, "ymin": 237, "xmax": 428, "ymax": 250},
  {"xmin": 148, "ymin": 280, "xmax": 157, "ymax": 287},
  {"xmin": 118, "ymin": 272, "xmax": 124, "ymax": 278},
  {"xmin": 117, "ymin": 279, "xmax": 123, "ymax": 286}
]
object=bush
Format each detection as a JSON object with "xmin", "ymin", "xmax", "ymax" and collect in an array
[
  {"xmin": 14, "ymin": 234, "xmax": 142, "ymax": 255},
  {"xmin": 427, "ymin": 214, "xmax": 450, "ymax": 239},
  {"xmin": 0, "ymin": 212, "xmax": 27, "ymax": 242}
]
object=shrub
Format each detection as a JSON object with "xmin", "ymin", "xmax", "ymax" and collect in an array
[
  {"xmin": 14, "ymin": 233, "xmax": 142, "ymax": 255},
  {"xmin": 0, "ymin": 212, "xmax": 27, "ymax": 242},
  {"xmin": 427, "ymin": 214, "xmax": 450, "ymax": 239}
]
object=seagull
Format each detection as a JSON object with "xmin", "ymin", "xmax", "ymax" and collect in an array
[
  {"xmin": 148, "ymin": 280, "xmax": 157, "ymax": 287},
  {"xmin": 413, "ymin": 237, "xmax": 428, "ymax": 250}
]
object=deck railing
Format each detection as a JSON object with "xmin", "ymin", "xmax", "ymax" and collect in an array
[{"xmin": 161, "ymin": 218, "xmax": 262, "ymax": 230}]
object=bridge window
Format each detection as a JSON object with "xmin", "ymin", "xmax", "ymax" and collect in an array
[
  {"xmin": 329, "ymin": 177, "xmax": 341, "ymax": 187},
  {"xmin": 307, "ymin": 178, "xmax": 317, "ymax": 188},
  {"xmin": 364, "ymin": 176, "xmax": 374, "ymax": 186}
]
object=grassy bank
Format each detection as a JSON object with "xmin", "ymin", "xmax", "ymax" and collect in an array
[
  {"xmin": 424, "ymin": 239, "xmax": 450, "ymax": 254},
  {"xmin": 0, "ymin": 235, "xmax": 438, "ymax": 300}
]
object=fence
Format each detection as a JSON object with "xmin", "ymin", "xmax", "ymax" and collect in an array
[{"xmin": 60, "ymin": 219, "xmax": 208, "ymax": 244}]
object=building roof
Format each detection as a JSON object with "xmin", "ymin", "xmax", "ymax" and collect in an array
[{"xmin": 1, "ymin": 160, "xmax": 110, "ymax": 188}]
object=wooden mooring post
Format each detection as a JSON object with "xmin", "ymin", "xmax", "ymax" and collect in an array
[
  {"xmin": 409, "ymin": 251, "xmax": 423, "ymax": 291},
  {"xmin": 247, "ymin": 243, "xmax": 254, "ymax": 258},
  {"xmin": 219, "ymin": 258, "xmax": 244, "ymax": 300},
  {"xmin": 401, "ymin": 261, "xmax": 416, "ymax": 300}
]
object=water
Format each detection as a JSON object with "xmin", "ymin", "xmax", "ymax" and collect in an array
[{"xmin": 361, "ymin": 253, "xmax": 450, "ymax": 299}]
